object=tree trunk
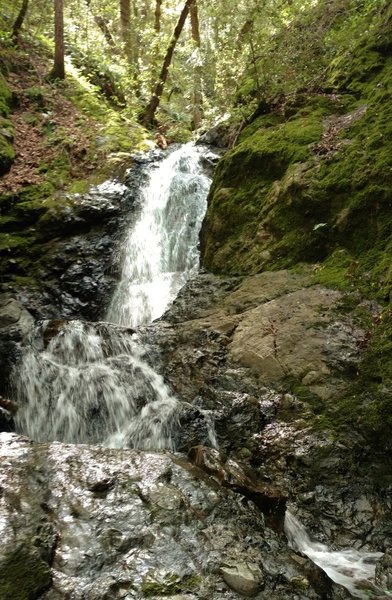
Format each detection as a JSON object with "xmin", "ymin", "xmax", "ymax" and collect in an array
[
  {"xmin": 120, "ymin": 0, "xmax": 131, "ymax": 60},
  {"xmin": 51, "ymin": 0, "xmax": 65, "ymax": 79},
  {"xmin": 236, "ymin": 19, "xmax": 253, "ymax": 46},
  {"xmin": 149, "ymin": 0, "xmax": 162, "ymax": 91},
  {"xmin": 141, "ymin": 0, "xmax": 194, "ymax": 128},
  {"xmin": 154, "ymin": 0, "xmax": 162, "ymax": 33},
  {"xmin": 190, "ymin": 0, "xmax": 203, "ymax": 130},
  {"xmin": 84, "ymin": 0, "xmax": 118, "ymax": 50},
  {"xmin": 12, "ymin": 0, "xmax": 29, "ymax": 45}
]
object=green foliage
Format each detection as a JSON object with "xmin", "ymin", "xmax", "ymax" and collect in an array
[{"xmin": 0, "ymin": 73, "xmax": 12, "ymax": 116}]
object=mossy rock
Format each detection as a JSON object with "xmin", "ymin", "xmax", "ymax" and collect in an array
[
  {"xmin": 0, "ymin": 75, "xmax": 14, "ymax": 174},
  {"xmin": 0, "ymin": 233, "xmax": 35, "ymax": 252},
  {"xmin": 201, "ymin": 41, "xmax": 391, "ymax": 279},
  {"xmin": 0, "ymin": 131, "xmax": 15, "ymax": 175},
  {"xmin": 141, "ymin": 571, "xmax": 200, "ymax": 597},
  {"xmin": 0, "ymin": 545, "xmax": 52, "ymax": 600},
  {"xmin": 0, "ymin": 73, "xmax": 12, "ymax": 117}
]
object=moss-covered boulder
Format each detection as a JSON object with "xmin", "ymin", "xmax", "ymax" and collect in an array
[
  {"xmin": 201, "ymin": 1, "xmax": 391, "ymax": 280},
  {"xmin": 0, "ymin": 545, "xmax": 52, "ymax": 600},
  {"xmin": 0, "ymin": 73, "xmax": 15, "ymax": 175}
]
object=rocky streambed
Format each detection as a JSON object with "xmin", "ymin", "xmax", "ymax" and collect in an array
[{"xmin": 1, "ymin": 266, "xmax": 391, "ymax": 599}]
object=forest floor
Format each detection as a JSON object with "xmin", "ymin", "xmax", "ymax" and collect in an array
[
  {"xmin": 0, "ymin": 48, "xmax": 97, "ymax": 195},
  {"xmin": 0, "ymin": 39, "xmax": 151, "ymax": 198}
]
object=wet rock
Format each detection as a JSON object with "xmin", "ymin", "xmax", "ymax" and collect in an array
[
  {"xmin": 0, "ymin": 396, "xmax": 17, "ymax": 415},
  {"xmin": 147, "ymin": 270, "xmax": 391, "ymax": 563},
  {"xmin": 176, "ymin": 404, "xmax": 215, "ymax": 451},
  {"xmin": 375, "ymin": 552, "xmax": 392, "ymax": 590},
  {"xmin": 187, "ymin": 445, "xmax": 287, "ymax": 529},
  {"xmin": 0, "ymin": 434, "xmax": 55, "ymax": 600},
  {"xmin": 0, "ymin": 295, "xmax": 34, "ymax": 401},
  {"xmin": 228, "ymin": 285, "xmax": 358, "ymax": 390},
  {"xmin": 3, "ymin": 252, "xmax": 390, "ymax": 599},
  {"xmin": 220, "ymin": 562, "xmax": 264, "ymax": 596},
  {"xmin": 0, "ymin": 433, "xmax": 349, "ymax": 600},
  {"xmin": 197, "ymin": 121, "xmax": 237, "ymax": 148},
  {"xmin": 161, "ymin": 271, "xmax": 240, "ymax": 325},
  {"xmin": 42, "ymin": 319, "xmax": 68, "ymax": 347},
  {"xmin": 0, "ymin": 294, "xmax": 34, "ymax": 336}
]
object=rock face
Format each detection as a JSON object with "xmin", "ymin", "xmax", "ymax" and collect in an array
[
  {"xmin": 0, "ymin": 433, "xmax": 353, "ymax": 600},
  {"xmin": 140, "ymin": 270, "xmax": 390, "ymax": 552},
  {"xmin": 198, "ymin": 6, "xmax": 392, "ymax": 458},
  {"xmin": 1, "ymin": 270, "xmax": 391, "ymax": 598},
  {"xmin": 0, "ymin": 295, "xmax": 34, "ymax": 426},
  {"xmin": 0, "ymin": 148, "xmax": 167, "ymax": 322}
]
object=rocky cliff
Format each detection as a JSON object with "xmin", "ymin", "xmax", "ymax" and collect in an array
[{"xmin": 200, "ymin": 0, "xmax": 392, "ymax": 453}]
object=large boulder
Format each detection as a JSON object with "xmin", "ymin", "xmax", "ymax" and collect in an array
[{"xmin": 0, "ymin": 433, "xmax": 352, "ymax": 600}]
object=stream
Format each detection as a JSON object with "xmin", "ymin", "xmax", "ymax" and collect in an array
[
  {"xmin": 7, "ymin": 143, "xmax": 389, "ymax": 599},
  {"xmin": 284, "ymin": 511, "xmax": 388, "ymax": 599}
]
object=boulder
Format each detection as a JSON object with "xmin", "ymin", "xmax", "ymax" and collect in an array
[{"xmin": 0, "ymin": 433, "xmax": 348, "ymax": 599}]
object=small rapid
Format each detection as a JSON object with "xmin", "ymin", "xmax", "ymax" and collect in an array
[
  {"xmin": 284, "ymin": 510, "xmax": 388, "ymax": 599},
  {"xmin": 15, "ymin": 143, "xmax": 215, "ymax": 449}
]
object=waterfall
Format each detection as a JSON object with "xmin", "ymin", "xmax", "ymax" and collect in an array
[
  {"xmin": 107, "ymin": 142, "xmax": 212, "ymax": 327},
  {"xmin": 15, "ymin": 143, "xmax": 215, "ymax": 449},
  {"xmin": 15, "ymin": 321, "xmax": 178, "ymax": 449},
  {"xmin": 284, "ymin": 511, "xmax": 387, "ymax": 599}
]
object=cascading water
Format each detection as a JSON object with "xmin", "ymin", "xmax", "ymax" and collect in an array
[
  {"xmin": 107, "ymin": 142, "xmax": 212, "ymax": 327},
  {"xmin": 15, "ymin": 144, "xmax": 215, "ymax": 449},
  {"xmin": 284, "ymin": 511, "xmax": 388, "ymax": 599},
  {"xmin": 15, "ymin": 321, "xmax": 178, "ymax": 449}
]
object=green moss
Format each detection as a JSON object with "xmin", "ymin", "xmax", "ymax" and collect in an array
[
  {"xmin": 311, "ymin": 249, "xmax": 357, "ymax": 291},
  {"xmin": 202, "ymin": 37, "xmax": 392, "ymax": 279},
  {"xmin": 229, "ymin": 114, "xmax": 322, "ymax": 182},
  {"xmin": 0, "ymin": 73, "xmax": 12, "ymax": 117},
  {"xmin": 201, "ymin": 112, "xmax": 324, "ymax": 274},
  {"xmin": 0, "ymin": 233, "xmax": 35, "ymax": 251},
  {"xmin": 0, "ymin": 545, "xmax": 52, "ymax": 600},
  {"xmin": 141, "ymin": 572, "xmax": 200, "ymax": 597},
  {"xmin": 0, "ymin": 74, "xmax": 14, "ymax": 174},
  {"xmin": 68, "ymin": 179, "xmax": 90, "ymax": 194},
  {"xmin": 66, "ymin": 75, "xmax": 148, "ymax": 156},
  {"xmin": 362, "ymin": 308, "xmax": 392, "ymax": 384},
  {"xmin": 0, "ymin": 132, "xmax": 14, "ymax": 174}
]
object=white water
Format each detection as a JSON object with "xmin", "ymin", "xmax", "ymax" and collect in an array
[
  {"xmin": 15, "ymin": 321, "xmax": 178, "ymax": 449},
  {"xmin": 284, "ymin": 511, "xmax": 387, "ymax": 599},
  {"xmin": 107, "ymin": 143, "xmax": 211, "ymax": 327},
  {"xmin": 15, "ymin": 144, "xmax": 215, "ymax": 450}
]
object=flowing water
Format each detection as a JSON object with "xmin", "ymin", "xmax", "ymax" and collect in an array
[
  {"xmin": 284, "ymin": 511, "xmax": 387, "ymax": 598},
  {"xmin": 15, "ymin": 143, "xmax": 214, "ymax": 449},
  {"xmin": 15, "ymin": 321, "xmax": 178, "ymax": 449},
  {"xmin": 107, "ymin": 142, "xmax": 211, "ymax": 327}
]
